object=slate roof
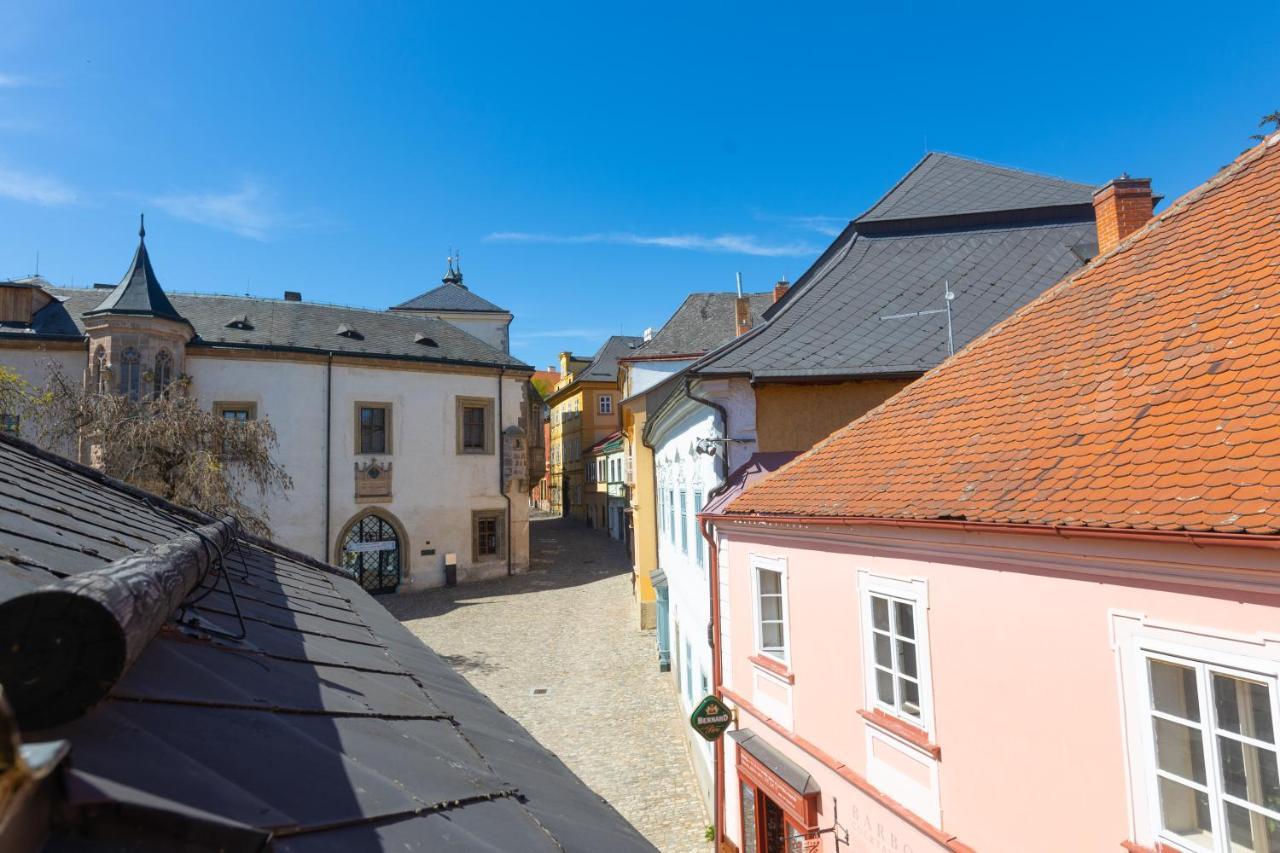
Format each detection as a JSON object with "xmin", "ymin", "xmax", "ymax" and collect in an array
[
  {"xmin": 627, "ymin": 291, "xmax": 774, "ymax": 359},
  {"xmin": 856, "ymin": 152, "xmax": 1096, "ymax": 226},
  {"xmin": 568, "ymin": 335, "xmax": 645, "ymax": 385},
  {"xmin": 83, "ymin": 223, "xmax": 186, "ymax": 324},
  {"xmin": 30, "ymin": 287, "xmax": 529, "ymax": 371},
  {"xmin": 0, "ymin": 432, "xmax": 655, "ymax": 851},
  {"xmin": 695, "ymin": 154, "xmax": 1100, "ymax": 382},
  {"xmin": 391, "ymin": 281, "xmax": 508, "ymax": 314},
  {"xmin": 728, "ymin": 135, "xmax": 1280, "ymax": 534}
]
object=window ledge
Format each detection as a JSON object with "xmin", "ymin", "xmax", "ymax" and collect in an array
[
  {"xmin": 749, "ymin": 654, "xmax": 795, "ymax": 684},
  {"xmin": 858, "ymin": 708, "xmax": 940, "ymax": 759},
  {"xmin": 1120, "ymin": 842, "xmax": 1180, "ymax": 853}
]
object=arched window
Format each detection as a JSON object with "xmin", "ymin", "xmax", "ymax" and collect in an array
[
  {"xmin": 118, "ymin": 348, "xmax": 141, "ymax": 401},
  {"xmin": 153, "ymin": 350, "xmax": 173, "ymax": 399},
  {"xmin": 337, "ymin": 511, "xmax": 403, "ymax": 594},
  {"xmin": 93, "ymin": 346, "xmax": 107, "ymax": 393}
]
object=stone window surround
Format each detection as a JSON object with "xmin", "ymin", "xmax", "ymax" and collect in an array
[
  {"xmin": 213, "ymin": 401, "xmax": 258, "ymax": 421},
  {"xmin": 471, "ymin": 508, "xmax": 506, "ymax": 562},
  {"xmin": 456, "ymin": 396, "xmax": 495, "ymax": 455},
  {"xmin": 354, "ymin": 401, "xmax": 392, "ymax": 455}
]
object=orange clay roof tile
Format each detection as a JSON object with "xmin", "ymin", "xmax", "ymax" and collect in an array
[{"xmin": 729, "ymin": 134, "xmax": 1280, "ymax": 536}]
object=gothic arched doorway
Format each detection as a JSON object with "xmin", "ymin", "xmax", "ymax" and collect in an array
[{"xmin": 337, "ymin": 511, "xmax": 403, "ymax": 594}]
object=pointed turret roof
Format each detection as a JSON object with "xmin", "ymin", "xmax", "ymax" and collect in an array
[
  {"xmin": 85, "ymin": 215, "xmax": 186, "ymax": 323},
  {"xmin": 390, "ymin": 255, "xmax": 508, "ymax": 314}
]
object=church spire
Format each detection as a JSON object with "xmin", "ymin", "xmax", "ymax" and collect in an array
[
  {"xmin": 85, "ymin": 214, "xmax": 186, "ymax": 323},
  {"xmin": 442, "ymin": 249, "xmax": 466, "ymax": 289}
]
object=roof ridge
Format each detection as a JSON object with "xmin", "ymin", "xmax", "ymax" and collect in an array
[
  {"xmin": 855, "ymin": 152, "xmax": 936, "ymax": 221},
  {"xmin": 925, "ymin": 150, "xmax": 1097, "ymax": 191}
]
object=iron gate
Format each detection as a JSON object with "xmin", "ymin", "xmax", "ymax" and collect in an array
[{"xmin": 340, "ymin": 515, "xmax": 401, "ymax": 594}]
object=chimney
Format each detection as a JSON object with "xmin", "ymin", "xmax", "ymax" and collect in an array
[
  {"xmin": 283, "ymin": 290, "xmax": 302, "ymax": 302},
  {"xmin": 773, "ymin": 277, "xmax": 790, "ymax": 304},
  {"xmin": 735, "ymin": 296, "xmax": 752, "ymax": 337},
  {"xmin": 1093, "ymin": 176, "xmax": 1154, "ymax": 255}
]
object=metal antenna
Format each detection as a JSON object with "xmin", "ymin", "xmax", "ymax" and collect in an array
[{"xmin": 880, "ymin": 279, "xmax": 958, "ymax": 356}]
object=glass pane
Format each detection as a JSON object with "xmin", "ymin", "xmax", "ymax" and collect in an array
[
  {"xmin": 786, "ymin": 824, "xmax": 805, "ymax": 853},
  {"xmin": 894, "ymin": 600, "xmax": 915, "ymax": 639},
  {"xmin": 1154, "ymin": 717, "xmax": 1208, "ymax": 784},
  {"xmin": 741, "ymin": 783, "xmax": 757, "ymax": 853},
  {"xmin": 1216, "ymin": 674, "xmax": 1276, "ymax": 744},
  {"xmin": 897, "ymin": 639, "xmax": 918, "ymax": 679},
  {"xmin": 1157, "ymin": 776, "xmax": 1214, "ymax": 849},
  {"xmin": 875, "ymin": 667, "xmax": 894, "ymax": 705},
  {"xmin": 1151, "ymin": 659, "xmax": 1201, "ymax": 722},
  {"xmin": 872, "ymin": 596, "xmax": 889, "ymax": 631},
  {"xmin": 760, "ymin": 596, "xmax": 783, "ymax": 622},
  {"xmin": 762, "ymin": 622, "xmax": 784, "ymax": 652},
  {"xmin": 899, "ymin": 677, "xmax": 921, "ymax": 718},
  {"xmin": 759, "ymin": 569, "xmax": 781, "ymax": 596},
  {"xmin": 874, "ymin": 632, "xmax": 892, "ymax": 668},
  {"xmin": 1219, "ymin": 736, "xmax": 1280, "ymax": 811},
  {"xmin": 1226, "ymin": 801, "xmax": 1280, "ymax": 853}
]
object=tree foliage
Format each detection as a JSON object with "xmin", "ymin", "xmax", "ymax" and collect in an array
[
  {"xmin": 22, "ymin": 363, "xmax": 292, "ymax": 536},
  {"xmin": 1251, "ymin": 110, "xmax": 1280, "ymax": 142}
]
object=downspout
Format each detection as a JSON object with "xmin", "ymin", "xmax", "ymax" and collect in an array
[
  {"xmin": 499, "ymin": 367, "xmax": 512, "ymax": 575},
  {"xmin": 324, "ymin": 351, "xmax": 333, "ymax": 560}
]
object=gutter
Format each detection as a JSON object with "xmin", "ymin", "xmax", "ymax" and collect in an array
[
  {"xmin": 499, "ymin": 367, "xmax": 512, "ymax": 575},
  {"xmin": 708, "ymin": 512, "xmax": 1280, "ymax": 551},
  {"xmin": 186, "ymin": 339, "xmax": 533, "ymax": 375},
  {"xmin": 324, "ymin": 352, "xmax": 333, "ymax": 561},
  {"xmin": 700, "ymin": 513, "xmax": 726, "ymax": 852}
]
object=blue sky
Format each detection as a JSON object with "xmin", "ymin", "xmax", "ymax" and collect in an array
[{"xmin": 1, "ymin": 2, "xmax": 1277, "ymax": 371}]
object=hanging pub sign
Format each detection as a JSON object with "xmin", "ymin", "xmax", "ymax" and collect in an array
[{"xmin": 689, "ymin": 695, "xmax": 733, "ymax": 741}]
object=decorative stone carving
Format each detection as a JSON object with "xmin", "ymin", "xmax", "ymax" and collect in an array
[{"xmin": 355, "ymin": 459, "xmax": 392, "ymax": 502}]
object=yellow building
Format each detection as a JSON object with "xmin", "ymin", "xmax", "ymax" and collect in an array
[{"xmin": 545, "ymin": 337, "xmax": 639, "ymax": 520}]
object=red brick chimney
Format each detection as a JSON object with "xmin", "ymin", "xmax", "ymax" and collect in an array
[
  {"xmin": 1093, "ymin": 176, "xmax": 1154, "ymax": 255},
  {"xmin": 772, "ymin": 277, "xmax": 790, "ymax": 303},
  {"xmin": 735, "ymin": 296, "xmax": 752, "ymax": 337}
]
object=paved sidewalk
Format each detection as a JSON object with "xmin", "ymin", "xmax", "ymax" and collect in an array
[{"xmin": 385, "ymin": 517, "xmax": 711, "ymax": 853}]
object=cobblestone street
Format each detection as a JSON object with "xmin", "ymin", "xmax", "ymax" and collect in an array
[{"xmin": 385, "ymin": 516, "xmax": 712, "ymax": 853}]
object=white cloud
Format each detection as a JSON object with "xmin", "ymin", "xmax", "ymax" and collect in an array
[
  {"xmin": 0, "ymin": 164, "xmax": 77, "ymax": 205},
  {"xmin": 782, "ymin": 215, "xmax": 845, "ymax": 237},
  {"xmin": 0, "ymin": 73, "xmax": 29, "ymax": 88},
  {"xmin": 512, "ymin": 327, "xmax": 611, "ymax": 341},
  {"xmin": 151, "ymin": 182, "xmax": 288, "ymax": 240},
  {"xmin": 486, "ymin": 230, "xmax": 819, "ymax": 258}
]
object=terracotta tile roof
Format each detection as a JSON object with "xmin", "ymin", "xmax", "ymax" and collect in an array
[{"xmin": 729, "ymin": 135, "xmax": 1280, "ymax": 535}]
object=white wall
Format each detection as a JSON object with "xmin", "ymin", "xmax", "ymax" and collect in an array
[
  {"xmin": 187, "ymin": 352, "xmax": 530, "ymax": 587},
  {"xmin": 0, "ymin": 344, "xmax": 89, "ymax": 456},
  {"xmin": 401, "ymin": 310, "xmax": 511, "ymax": 353},
  {"xmin": 651, "ymin": 393, "xmax": 720, "ymax": 806},
  {"xmin": 626, "ymin": 359, "xmax": 691, "ymax": 399}
]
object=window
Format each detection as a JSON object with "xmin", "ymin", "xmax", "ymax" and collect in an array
[
  {"xmin": 456, "ymin": 397, "xmax": 493, "ymax": 454},
  {"xmin": 472, "ymin": 510, "xmax": 505, "ymax": 561},
  {"xmin": 118, "ymin": 348, "xmax": 141, "ymax": 400},
  {"xmin": 152, "ymin": 349, "xmax": 173, "ymax": 398},
  {"xmin": 754, "ymin": 561, "xmax": 788, "ymax": 662},
  {"xmin": 214, "ymin": 402, "xmax": 256, "ymax": 455},
  {"xmin": 1, "ymin": 413, "xmax": 18, "ymax": 435},
  {"xmin": 1142, "ymin": 654, "xmax": 1280, "ymax": 852},
  {"xmin": 679, "ymin": 489, "xmax": 689, "ymax": 554},
  {"xmin": 684, "ymin": 638, "xmax": 694, "ymax": 704},
  {"xmin": 668, "ymin": 488, "xmax": 676, "ymax": 539},
  {"xmin": 859, "ymin": 572, "xmax": 934, "ymax": 734},
  {"xmin": 658, "ymin": 487, "xmax": 666, "ymax": 533},
  {"xmin": 598, "ymin": 394, "xmax": 613, "ymax": 415},
  {"xmin": 356, "ymin": 403, "xmax": 391, "ymax": 454},
  {"xmin": 694, "ymin": 491, "xmax": 705, "ymax": 569}
]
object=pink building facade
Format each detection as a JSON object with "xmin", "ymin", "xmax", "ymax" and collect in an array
[{"xmin": 713, "ymin": 521, "xmax": 1280, "ymax": 852}]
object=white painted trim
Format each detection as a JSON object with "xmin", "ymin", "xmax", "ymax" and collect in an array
[
  {"xmin": 857, "ymin": 569, "xmax": 936, "ymax": 738},
  {"xmin": 749, "ymin": 552, "xmax": 790, "ymax": 666}
]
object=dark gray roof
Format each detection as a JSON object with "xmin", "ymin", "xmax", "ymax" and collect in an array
[
  {"xmin": 856, "ymin": 152, "xmax": 1097, "ymax": 226},
  {"xmin": 84, "ymin": 226, "xmax": 186, "ymax": 324},
  {"xmin": 696, "ymin": 221, "xmax": 1096, "ymax": 380},
  {"xmin": 628, "ymin": 292, "xmax": 774, "ymax": 359},
  {"xmin": 391, "ymin": 282, "xmax": 508, "ymax": 314},
  {"xmin": 33, "ymin": 287, "xmax": 529, "ymax": 371},
  {"xmin": 574, "ymin": 335, "xmax": 645, "ymax": 384},
  {"xmin": 0, "ymin": 433, "xmax": 654, "ymax": 852},
  {"xmin": 695, "ymin": 153, "xmax": 1100, "ymax": 382}
]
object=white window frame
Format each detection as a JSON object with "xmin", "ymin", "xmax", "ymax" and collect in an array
[
  {"xmin": 1132, "ymin": 638, "xmax": 1280, "ymax": 853},
  {"xmin": 751, "ymin": 554, "xmax": 790, "ymax": 665},
  {"xmin": 857, "ymin": 571, "xmax": 935, "ymax": 736},
  {"xmin": 598, "ymin": 394, "xmax": 613, "ymax": 414}
]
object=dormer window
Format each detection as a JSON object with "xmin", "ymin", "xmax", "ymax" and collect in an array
[
  {"xmin": 336, "ymin": 324, "xmax": 363, "ymax": 340},
  {"xmin": 414, "ymin": 333, "xmax": 438, "ymax": 347},
  {"xmin": 225, "ymin": 314, "xmax": 254, "ymax": 331}
]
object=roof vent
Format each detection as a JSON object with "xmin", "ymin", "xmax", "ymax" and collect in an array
[
  {"xmin": 283, "ymin": 291, "xmax": 302, "ymax": 302},
  {"xmin": 414, "ymin": 332, "xmax": 439, "ymax": 347},
  {"xmin": 225, "ymin": 314, "xmax": 254, "ymax": 330},
  {"xmin": 93, "ymin": 282, "xmax": 115, "ymax": 290},
  {"xmin": 336, "ymin": 324, "xmax": 363, "ymax": 340}
]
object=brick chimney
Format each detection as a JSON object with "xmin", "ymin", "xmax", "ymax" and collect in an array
[
  {"xmin": 735, "ymin": 296, "xmax": 752, "ymax": 337},
  {"xmin": 772, "ymin": 277, "xmax": 790, "ymax": 304},
  {"xmin": 1093, "ymin": 176, "xmax": 1154, "ymax": 255}
]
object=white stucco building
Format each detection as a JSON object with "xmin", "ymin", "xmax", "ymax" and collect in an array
[{"xmin": 0, "ymin": 223, "xmax": 533, "ymax": 593}]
